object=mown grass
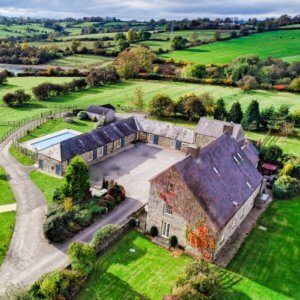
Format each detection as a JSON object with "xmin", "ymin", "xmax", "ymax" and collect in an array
[
  {"xmin": 0, "ymin": 212, "xmax": 16, "ymax": 266},
  {"xmin": 19, "ymin": 118, "xmax": 96, "ymax": 143},
  {"xmin": 228, "ymin": 195, "xmax": 300, "ymax": 299},
  {"xmin": 9, "ymin": 145, "xmax": 35, "ymax": 166},
  {"xmin": 29, "ymin": 170, "xmax": 62, "ymax": 204},
  {"xmin": 162, "ymin": 30, "xmax": 300, "ymax": 64},
  {"xmin": 0, "ymin": 166, "xmax": 16, "ymax": 205},
  {"xmin": 78, "ymin": 230, "xmax": 288, "ymax": 300}
]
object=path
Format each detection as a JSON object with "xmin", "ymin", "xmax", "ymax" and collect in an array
[
  {"xmin": 0, "ymin": 204, "xmax": 17, "ymax": 213},
  {"xmin": 0, "ymin": 119, "xmax": 145, "ymax": 293}
]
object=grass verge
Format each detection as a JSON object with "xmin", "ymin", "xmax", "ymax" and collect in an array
[
  {"xmin": 9, "ymin": 145, "xmax": 35, "ymax": 166},
  {"xmin": 0, "ymin": 166, "xmax": 16, "ymax": 205}
]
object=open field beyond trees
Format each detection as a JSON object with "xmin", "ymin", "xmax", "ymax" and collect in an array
[
  {"xmin": 228, "ymin": 195, "xmax": 300, "ymax": 299},
  {"xmin": 162, "ymin": 30, "xmax": 300, "ymax": 64},
  {"xmin": 0, "ymin": 78, "xmax": 299, "ymax": 127},
  {"xmin": 0, "ymin": 212, "xmax": 16, "ymax": 266}
]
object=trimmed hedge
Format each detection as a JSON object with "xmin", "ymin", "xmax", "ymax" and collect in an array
[{"xmin": 90, "ymin": 224, "xmax": 120, "ymax": 250}]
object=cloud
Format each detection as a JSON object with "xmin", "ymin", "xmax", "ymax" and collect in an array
[{"xmin": 0, "ymin": 0, "xmax": 298, "ymax": 19}]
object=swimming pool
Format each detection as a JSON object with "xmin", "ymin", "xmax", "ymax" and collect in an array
[{"xmin": 31, "ymin": 132, "xmax": 77, "ymax": 150}]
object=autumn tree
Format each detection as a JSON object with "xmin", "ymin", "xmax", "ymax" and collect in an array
[
  {"xmin": 237, "ymin": 75, "xmax": 258, "ymax": 92},
  {"xmin": 149, "ymin": 94, "xmax": 174, "ymax": 118},
  {"xmin": 132, "ymin": 87, "xmax": 145, "ymax": 112},
  {"xmin": 200, "ymin": 92, "xmax": 215, "ymax": 116},
  {"xmin": 181, "ymin": 94, "xmax": 206, "ymax": 121}
]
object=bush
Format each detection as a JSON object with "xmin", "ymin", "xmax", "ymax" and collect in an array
[
  {"xmin": 29, "ymin": 270, "xmax": 84, "ymax": 299},
  {"xmin": 75, "ymin": 209, "xmax": 93, "ymax": 226},
  {"xmin": 90, "ymin": 224, "xmax": 119, "ymax": 250},
  {"xmin": 273, "ymin": 176, "xmax": 300, "ymax": 199},
  {"xmin": 108, "ymin": 181, "xmax": 126, "ymax": 203},
  {"xmin": 52, "ymin": 187, "xmax": 63, "ymax": 202},
  {"xmin": 77, "ymin": 110, "xmax": 88, "ymax": 120},
  {"xmin": 259, "ymin": 145, "xmax": 283, "ymax": 163},
  {"xmin": 170, "ymin": 236, "xmax": 178, "ymax": 247},
  {"xmin": 68, "ymin": 241, "xmax": 96, "ymax": 276},
  {"xmin": 150, "ymin": 226, "xmax": 158, "ymax": 237}
]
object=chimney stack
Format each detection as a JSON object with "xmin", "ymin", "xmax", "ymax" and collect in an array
[{"xmin": 186, "ymin": 144, "xmax": 200, "ymax": 158}]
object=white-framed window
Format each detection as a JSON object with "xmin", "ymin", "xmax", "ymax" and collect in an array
[
  {"xmin": 164, "ymin": 203, "xmax": 173, "ymax": 215},
  {"xmin": 97, "ymin": 147, "xmax": 103, "ymax": 157},
  {"xmin": 149, "ymin": 134, "xmax": 154, "ymax": 143},
  {"xmin": 88, "ymin": 151, "xmax": 93, "ymax": 161},
  {"xmin": 170, "ymin": 139, "xmax": 176, "ymax": 148},
  {"xmin": 162, "ymin": 221, "xmax": 171, "ymax": 238}
]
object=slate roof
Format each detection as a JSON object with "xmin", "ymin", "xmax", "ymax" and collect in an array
[
  {"xmin": 171, "ymin": 132, "xmax": 263, "ymax": 229},
  {"xmin": 196, "ymin": 117, "xmax": 245, "ymax": 142},
  {"xmin": 239, "ymin": 139, "xmax": 260, "ymax": 166},
  {"xmin": 135, "ymin": 117, "xmax": 195, "ymax": 144},
  {"xmin": 87, "ymin": 105, "xmax": 113, "ymax": 116}
]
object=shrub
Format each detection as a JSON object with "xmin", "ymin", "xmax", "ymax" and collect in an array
[
  {"xmin": 273, "ymin": 176, "xmax": 300, "ymax": 199},
  {"xmin": 29, "ymin": 270, "xmax": 84, "ymax": 299},
  {"xmin": 150, "ymin": 226, "xmax": 158, "ymax": 237},
  {"xmin": 108, "ymin": 181, "xmax": 126, "ymax": 203},
  {"xmin": 68, "ymin": 241, "xmax": 96, "ymax": 276},
  {"xmin": 90, "ymin": 224, "xmax": 119, "ymax": 250},
  {"xmin": 77, "ymin": 110, "xmax": 88, "ymax": 120},
  {"xmin": 52, "ymin": 187, "xmax": 63, "ymax": 202},
  {"xmin": 170, "ymin": 236, "xmax": 178, "ymax": 247},
  {"xmin": 259, "ymin": 145, "xmax": 283, "ymax": 163},
  {"xmin": 75, "ymin": 209, "xmax": 93, "ymax": 226}
]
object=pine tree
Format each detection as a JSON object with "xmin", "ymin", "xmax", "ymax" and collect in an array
[
  {"xmin": 213, "ymin": 98, "xmax": 227, "ymax": 120},
  {"xmin": 241, "ymin": 100, "xmax": 261, "ymax": 130},
  {"xmin": 227, "ymin": 102, "xmax": 243, "ymax": 123}
]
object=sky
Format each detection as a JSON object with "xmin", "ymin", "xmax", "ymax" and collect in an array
[{"xmin": 0, "ymin": 0, "xmax": 298, "ymax": 20}]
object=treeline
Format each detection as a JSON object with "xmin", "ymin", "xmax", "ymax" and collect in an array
[
  {"xmin": 0, "ymin": 42, "xmax": 57, "ymax": 64},
  {"xmin": 147, "ymin": 92, "xmax": 298, "ymax": 133}
]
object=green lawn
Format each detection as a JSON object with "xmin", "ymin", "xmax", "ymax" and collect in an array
[
  {"xmin": 228, "ymin": 196, "xmax": 300, "ymax": 299},
  {"xmin": 0, "ymin": 166, "xmax": 16, "ymax": 205},
  {"xmin": 49, "ymin": 54, "xmax": 112, "ymax": 68},
  {"xmin": 29, "ymin": 170, "xmax": 62, "ymax": 204},
  {"xmin": 162, "ymin": 30, "xmax": 300, "ymax": 64},
  {"xmin": 245, "ymin": 129, "xmax": 300, "ymax": 156},
  {"xmin": 0, "ymin": 212, "xmax": 16, "ymax": 266},
  {"xmin": 78, "ymin": 230, "xmax": 287, "ymax": 300},
  {"xmin": 19, "ymin": 118, "xmax": 96, "ymax": 143},
  {"xmin": 9, "ymin": 145, "xmax": 35, "ymax": 166}
]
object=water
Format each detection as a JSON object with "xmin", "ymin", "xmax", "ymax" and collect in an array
[
  {"xmin": 0, "ymin": 64, "xmax": 46, "ymax": 74},
  {"xmin": 31, "ymin": 132, "xmax": 78, "ymax": 150}
]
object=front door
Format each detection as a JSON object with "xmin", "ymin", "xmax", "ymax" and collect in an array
[
  {"xmin": 93, "ymin": 149, "xmax": 97, "ymax": 160},
  {"xmin": 55, "ymin": 164, "xmax": 61, "ymax": 176},
  {"xmin": 38, "ymin": 159, "xmax": 44, "ymax": 169}
]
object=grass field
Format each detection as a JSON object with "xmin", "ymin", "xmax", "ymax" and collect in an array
[
  {"xmin": 0, "ymin": 166, "xmax": 16, "ymax": 205},
  {"xmin": 29, "ymin": 170, "xmax": 62, "ymax": 204},
  {"xmin": 0, "ymin": 212, "xmax": 16, "ymax": 266},
  {"xmin": 49, "ymin": 54, "xmax": 112, "ymax": 68},
  {"xmin": 162, "ymin": 30, "xmax": 300, "ymax": 64},
  {"xmin": 9, "ymin": 145, "xmax": 35, "ymax": 166},
  {"xmin": 78, "ymin": 230, "xmax": 287, "ymax": 300},
  {"xmin": 228, "ymin": 195, "xmax": 300, "ymax": 299},
  {"xmin": 0, "ymin": 77, "xmax": 299, "ymax": 129},
  {"xmin": 29, "ymin": 41, "xmax": 112, "ymax": 50}
]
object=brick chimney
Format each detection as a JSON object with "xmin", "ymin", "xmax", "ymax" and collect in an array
[{"xmin": 186, "ymin": 144, "xmax": 200, "ymax": 158}]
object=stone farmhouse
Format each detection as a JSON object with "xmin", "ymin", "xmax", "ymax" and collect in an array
[{"xmin": 146, "ymin": 132, "xmax": 263, "ymax": 260}]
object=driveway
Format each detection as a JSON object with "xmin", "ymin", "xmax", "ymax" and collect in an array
[{"xmin": 89, "ymin": 143, "xmax": 185, "ymax": 204}]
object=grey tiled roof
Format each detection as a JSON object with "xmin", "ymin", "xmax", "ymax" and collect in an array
[
  {"xmin": 135, "ymin": 117, "xmax": 195, "ymax": 144},
  {"xmin": 87, "ymin": 105, "xmax": 113, "ymax": 116},
  {"xmin": 174, "ymin": 132, "xmax": 262, "ymax": 229},
  {"xmin": 196, "ymin": 117, "xmax": 245, "ymax": 142},
  {"xmin": 239, "ymin": 139, "xmax": 260, "ymax": 166},
  {"xmin": 60, "ymin": 117, "xmax": 139, "ymax": 161}
]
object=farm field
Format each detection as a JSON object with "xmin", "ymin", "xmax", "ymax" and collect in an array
[
  {"xmin": 61, "ymin": 32, "xmax": 117, "ymax": 41},
  {"xmin": 78, "ymin": 230, "xmax": 287, "ymax": 300},
  {"xmin": 0, "ymin": 212, "xmax": 16, "ymax": 266},
  {"xmin": 228, "ymin": 195, "xmax": 300, "ymax": 299},
  {"xmin": 0, "ymin": 78, "xmax": 299, "ymax": 125},
  {"xmin": 161, "ymin": 30, "xmax": 300, "ymax": 64},
  {"xmin": 29, "ymin": 170, "xmax": 62, "ymax": 204},
  {"xmin": 49, "ymin": 54, "xmax": 112, "ymax": 68},
  {"xmin": 151, "ymin": 29, "xmax": 233, "ymax": 41},
  {"xmin": 135, "ymin": 40, "xmax": 171, "ymax": 50},
  {"xmin": 0, "ymin": 166, "xmax": 16, "ymax": 205}
]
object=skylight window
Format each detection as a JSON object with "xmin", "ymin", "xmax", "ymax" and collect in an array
[
  {"xmin": 232, "ymin": 201, "xmax": 239, "ymax": 207},
  {"xmin": 213, "ymin": 166, "xmax": 220, "ymax": 175},
  {"xmin": 233, "ymin": 155, "xmax": 239, "ymax": 164},
  {"xmin": 237, "ymin": 153, "xmax": 243, "ymax": 161},
  {"xmin": 246, "ymin": 181, "xmax": 252, "ymax": 189}
]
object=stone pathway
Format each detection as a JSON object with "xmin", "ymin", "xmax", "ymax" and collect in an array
[{"xmin": 0, "ymin": 204, "xmax": 17, "ymax": 213}]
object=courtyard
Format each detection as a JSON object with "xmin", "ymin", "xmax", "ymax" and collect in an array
[{"xmin": 89, "ymin": 142, "xmax": 185, "ymax": 204}]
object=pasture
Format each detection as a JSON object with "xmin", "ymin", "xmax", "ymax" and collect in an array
[
  {"xmin": 0, "ymin": 77, "xmax": 299, "ymax": 125},
  {"xmin": 161, "ymin": 30, "xmax": 300, "ymax": 64},
  {"xmin": 228, "ymin": 195, "xmax": 300, "ymax": 299}
]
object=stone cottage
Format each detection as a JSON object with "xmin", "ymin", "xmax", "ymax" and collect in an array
[
  {"xmin": 146, "ymin": 132, "xmax": 263, "ymax": 260},
  {"xmin": 86, "ymin": 105, "xmax": 115, "ymax": 123}
]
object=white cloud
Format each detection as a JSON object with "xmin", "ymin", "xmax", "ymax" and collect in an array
[{"xmin": 0, "ymin": 0, "xmax": 298, "ymax": 19}]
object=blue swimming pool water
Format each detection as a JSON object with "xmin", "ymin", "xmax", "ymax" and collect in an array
[{"xmin": 31, "ymin": 132, "xmax": 77, "ymax": 150}]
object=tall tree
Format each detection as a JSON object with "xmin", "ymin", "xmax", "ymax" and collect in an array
[
  {"xmin": 227, "ymin": 102, "xmax": 243, "ymax": 123},
  {"xmin": 149, "ymin": 94, "xmax": 174, "ymax": 118},
  {"xmin": 213, "ymin": 98, "xmax": 227, "ymax": 120},
  {"xmin": 241, "ymin": 100, "xmax": 261, "ymax": 130},
  {"xmin": 133, "ymin": 87, "xmax": 145, "ymax": 112},
  {"xmin": 171, "ymin": 36, "xmax": 188, "ymax": 50}
]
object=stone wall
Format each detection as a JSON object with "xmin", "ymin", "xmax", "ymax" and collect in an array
[
  {"xmin": 195, "ymin": 134, "xmax": 215, "ymax": 147},
  {"xmin": 215, "ymin": 183, "xmax": 261, "ymax": 254},
  {"xmin": 38, "ymin": 153, "xmax": 62, "ymax": 176}
]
